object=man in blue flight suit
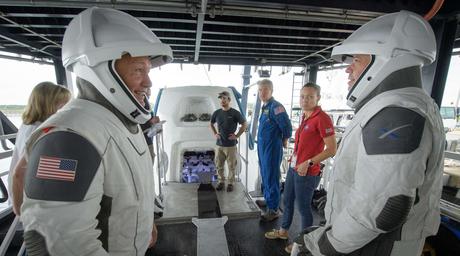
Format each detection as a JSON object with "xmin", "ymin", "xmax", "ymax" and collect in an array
[{"xmin": 257, "ymin": 79, "xmax": 292, "ymax": 221}]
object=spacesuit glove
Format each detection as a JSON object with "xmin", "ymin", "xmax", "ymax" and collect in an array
[
  {"xmin": 291, "ymin": 242, "xmax": 312, "ymax": 256},
  {"xmin": 290, "ymin": 226, "xmax": 320, "ymax": 256}
]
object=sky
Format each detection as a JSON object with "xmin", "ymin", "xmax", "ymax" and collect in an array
[{"xmin": 1, "ymin": 51, "xmax": 459, "ymax": 110}]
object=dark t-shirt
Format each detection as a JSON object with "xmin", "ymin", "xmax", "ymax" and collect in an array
[{"xmin": 211, "ymin": 108, "xmax": 246, "ymax": 147}]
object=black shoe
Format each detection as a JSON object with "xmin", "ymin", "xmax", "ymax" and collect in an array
[
  {"xmin": 255, "ymin": 199, "xmax": 266, "ymax": 208},
  {"xmin": 260, "ymin": 209, "xmax": 280, "ymax": 222},
  {"xmin": 216, "ymin": 182, "xmax": 224, "ymax": 191},
  {"xmin": 226, "ymin": 184, "xmax": 233, "ymax": 192}
]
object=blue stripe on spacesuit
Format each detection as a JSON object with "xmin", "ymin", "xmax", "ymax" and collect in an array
[{"xmin": 257, "ymin": 98, "xmax": 292, "ymax": 210}]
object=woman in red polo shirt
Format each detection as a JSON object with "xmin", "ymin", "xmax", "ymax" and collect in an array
[{"xmin": 264, "ymin": 82, "xmax": 337, "ymax": 253}]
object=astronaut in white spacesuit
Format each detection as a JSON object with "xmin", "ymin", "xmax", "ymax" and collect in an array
[
  {"xmin": 20, "ymin": 7, "xmax": 172, "ymax": 255},
  {"xmin": 291, "ymin": 10, "xmax": 445, "ymax": 256}
]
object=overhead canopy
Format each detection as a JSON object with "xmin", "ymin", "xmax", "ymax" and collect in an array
[{"xmin": 0, "ymin": 0, "xmax": 459, "ymax": 66}]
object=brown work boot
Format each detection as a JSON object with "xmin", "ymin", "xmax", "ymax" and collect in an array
[
  {"xmin": 264, "ymin": 229, "xmax": 288, "ymax": 240},
  {"xmin": 260, "ymin": 209, "xmax": 280, "ymax": 222},
  {"xmin": 215, "ymin": 182, "xmax": 224, "ymax": 191},
  {"xmin": 226, "ymin": 184, "xmax": 233, "ymax": 192}
]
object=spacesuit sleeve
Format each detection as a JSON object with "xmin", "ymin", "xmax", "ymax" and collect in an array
[
  {"xmin": 22, "ymin": 130, "xmax": 107, "ymax": 256},
  {"xmin": 305, "ymin": 107, "xmax": 429, "ymax": 255},
  {"xmin": 271, "ymin": 103, "xmax": 292, "ymax": 140}
]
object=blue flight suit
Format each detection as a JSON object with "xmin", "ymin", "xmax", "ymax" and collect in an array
[{"xmin": 257, "ymin": 97, "xmax": 292, "ymax": 211}]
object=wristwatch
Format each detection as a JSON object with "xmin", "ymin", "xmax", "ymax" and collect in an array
[{"xmin": 308, "ymin": 160, "xmax": 314, "ymax": 167}]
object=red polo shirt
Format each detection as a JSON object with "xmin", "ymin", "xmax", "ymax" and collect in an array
[{"xmin": 293, "ymin": 106, "xmax": 334, "ymax": 176}]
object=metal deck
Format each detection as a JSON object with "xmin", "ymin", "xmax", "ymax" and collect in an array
[{"xmin": 157, "ymin": 182, "xmax": 260, "ymax": 225}]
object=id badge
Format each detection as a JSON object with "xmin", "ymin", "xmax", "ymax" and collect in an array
[{"xmin": 290, "ymin": 154, "xmax": 297, "ymax": 168}]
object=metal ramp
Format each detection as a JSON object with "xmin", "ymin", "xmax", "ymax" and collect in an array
[{"xmin": 156, "ymin": 182, "xmax": 260, "ymax": 225}]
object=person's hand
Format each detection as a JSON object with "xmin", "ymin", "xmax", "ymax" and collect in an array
[
  {"xmin": 291, "ymin": 243, "xmax": 312, "ymax": 256},
  {"xmin": 149, "ymin": 116, "xmax": 160, "ymax": 125},
  {"xmin": 215, "ymin": 133, "xmax": 221, "ymax": 139},
  {"xmin": 292, "ymin": 230, "xmax": 315, "ymax": 256},
  {"xmin": 228, "ymin": 133, "xmax": 238, "ymax": 140},
  {"xmin": 283, "ymin": 138, "xmax": 288, "ymax": 148},
  {"xmin": 297, "ymin": 161, "xmax": 308, "ymax": 176},
  {"xmin": 149, "ymin": 223, "xmax": 158, "ymax": 248}
]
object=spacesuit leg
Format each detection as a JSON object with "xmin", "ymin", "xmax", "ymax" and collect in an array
[{"xmin": 264, "ymin": 144, "xmax": 282, "ymax": 210}]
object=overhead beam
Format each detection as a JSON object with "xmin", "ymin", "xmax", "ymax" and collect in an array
[
  {"xmin": 5, "ymin": 13, "xmax": 197, "ymax": 24},
  {"xmin": 194, "ymin": 0, "xmax": 208, "ymax": 63},
  {"xmin": 183, "ymin": 56, "xmax": 308, "ymax": 66},
  {"xmin": 204, "ymin": 20, "xmax": 355, "ymax": 33},
  {"xmin": 0, "ymin": 0, "xmax": 380, "ymax": 25},
  {"xmin": 201, "ymin": 38, "xmax": 331, "ymax": 48},
  {"xmin": 0, "ymin": 24, "xmax": 67, "ymax": 28},
  {"xmin": 174, "ymin": 49, "xmax": 318, "ymax": 57},
  {"xmin": 0, "ymin": 27, "xmax": 57, "ymax": 58},
  {"xmin": 27, "ymin": 40, "xmax": 331, "ymax": 54},
  {"xmin": 168, "ymin": 43, "xmax": 330, "ymax": 52},
  {"xmin": 1, "ymin": 18, "xmax": 354, "ymax": 34},
  {"xmin": 25, "ymin": 33, "xmax": 340, "ymax": 46},
  {"xmin": 194, "ymin": 13, "xmax": 205, "ymax": 63},
  {"xmin": 0, "ymin": 53, "xmax": 53, "ymax": 65},
  {"xmin": 198, "ymin": 45, "xmax": 330, "ymax": 54},
  {"xmin": 3, "ymin": 24, "xmax": 346, "ymax": 41},
  {"xmin": 203, "ymin": 31, "xmax": 344, "ymax": 41},
  {"xmin": 0, "ymin": 47, "xmax": 53, "ymax": 59},
  {"xmin": 201, "ymin": 0, "xmax": 208, "ymax": 14}
]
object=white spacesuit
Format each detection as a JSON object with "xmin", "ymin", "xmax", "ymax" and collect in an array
[
  {"xmin": 20, "ymin": 7, "xmax": 172, "ymax": 255},
  {"xmin": 293, "ymin": 11, "xmax": 445, "ymax": 256}
]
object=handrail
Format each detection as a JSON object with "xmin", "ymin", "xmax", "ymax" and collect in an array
[
  {"xmin": 440, "ymin": 199, "xmax": 460, "ymax": 223},
  {"xmin": 444, "ymin": 150, "xmax": 460, "ymax": 161},
  {"xmin": 244, "ymin": 130, "xmax": 249, "ymax": 189},
  {"xmin": 0, "ymin": 134, "xmax": 17, "ymax": 140},
  {"xmin": 238, "ymin": 153, "xmax": 248, "ymax": 164},
  {"xmin": 0, "ymin": 151, "xmax": 13, "ymax": 160},
  {"xmin": 440, "ymin": 149, "xmax": 460, "ymax": 222},
  {"xmin": 0, "ymin": 215, "xmax": 20, "ymax": 256},
  {"xmin": 236, "ymin": 131, "xmax": 250, "ymax": 189}
]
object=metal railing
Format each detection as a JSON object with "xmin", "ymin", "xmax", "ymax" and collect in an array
[
  {"xmin": 442, "ymin": 150, "xmax": 460, "ymax": 223},
  {"xmin": 237, "ymin": 129, "xmax": 250, "ymax": 189},
  {"xmin": 0, "ymin": 131, "xmax": 18, "ymax": 256},
  {"xmin": 0, "ymin": 133, "xmax": 15, "ymax": 203}
]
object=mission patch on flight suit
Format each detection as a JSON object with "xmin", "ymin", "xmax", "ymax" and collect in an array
[
  {"xmin": 363, "ymin": 107, "xmax": 425, "ymax": 155},
  {"xmin": 25, "ymin": 130, "xmax": 101, "ymax": 201}
]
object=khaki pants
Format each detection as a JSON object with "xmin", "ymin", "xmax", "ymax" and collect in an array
[{"xmin": 215, "ymin": 146, "xmax": 238, "ymax": 184}]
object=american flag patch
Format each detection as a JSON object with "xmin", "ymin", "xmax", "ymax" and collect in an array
[
  {"xmin": 274, "ymin": 106, "xmax": 285, "ymax": 115},
  {"xmin": 36, "ymin": 156, "xmax": 77, "ymax": 182}
]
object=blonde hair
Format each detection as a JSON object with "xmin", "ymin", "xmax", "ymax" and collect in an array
[
  {"xmin": 22, "ymin": 82, "xmax": 71, "ymax": 125},
  {"xmin": 257, "ymin": 79, "xmax": 273, "ymax": 91}
]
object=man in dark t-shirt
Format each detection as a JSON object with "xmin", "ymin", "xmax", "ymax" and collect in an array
[{"xmin": 210, "ymin": 91, "xmax": 248, "ymax": 192}]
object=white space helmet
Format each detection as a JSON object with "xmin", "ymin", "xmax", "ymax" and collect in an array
[
  {"xmin": 62, "ymin": 7, "xmax": 173, "ymax": 123},
  {"xmin": 331, "ymin": 11, "xmax": 436, "ymax": 108}
]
